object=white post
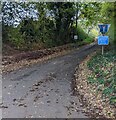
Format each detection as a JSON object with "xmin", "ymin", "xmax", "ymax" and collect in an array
[{"xmin": 102, "ymin": 46, "xmax": 104, "ymax": 55}]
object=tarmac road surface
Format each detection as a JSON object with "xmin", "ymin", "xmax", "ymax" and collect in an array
[{"xmin": 2, "ymin": 43, "xmax": 99, "ymax": 118}]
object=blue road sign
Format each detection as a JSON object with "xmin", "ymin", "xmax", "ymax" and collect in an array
[
  {"xmin": 98, "ymin": 24, "xmax": 110, "ymax": 34},
  {"xmin": 98, "ymin": 36, "xmax": 109, "ymax": 45}
]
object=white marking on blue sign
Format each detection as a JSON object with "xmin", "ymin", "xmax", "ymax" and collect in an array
[
  {"xmin": 98, "ymin": 36, "xmax": 109, "ymax": 45},
  {"xmin": 98, "ymin": 24, "xmax": 110, "ymax": 34}
]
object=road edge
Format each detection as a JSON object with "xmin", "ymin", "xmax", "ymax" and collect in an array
[{"xmin": 2, "ymin": 42, "xmax": 96, "ymax": 74}]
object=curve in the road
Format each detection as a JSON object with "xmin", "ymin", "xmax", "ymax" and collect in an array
[{"xmin": 2, "ymin": 43, "xmax": 99, "ymax": 118}]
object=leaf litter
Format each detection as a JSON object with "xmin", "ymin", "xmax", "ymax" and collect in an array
[{"xmin": 74, "ymin": 52, "xmax": 116, "ymax": 118}]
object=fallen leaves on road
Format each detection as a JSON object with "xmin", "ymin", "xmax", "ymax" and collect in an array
[
  {"xmin": 12, "ymin": 98, "xmax": 27, "ymax": 108},
  {"xmin": 18, "ymin": 103, "xmax": 27, "ymax": 107},
  {"xmin": 0, "ymin": 103, "xmax": 8, "ymax": 109}
]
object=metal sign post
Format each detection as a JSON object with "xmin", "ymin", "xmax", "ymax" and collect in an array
[
  {"xmin": 102, "ymin": 46, "xmax": 104, "ymax": 55},
  {"xmin": 98, "ymin": 24, "xmax": 110, "ymax": 55}
]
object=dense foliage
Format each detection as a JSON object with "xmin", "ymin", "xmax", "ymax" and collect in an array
[{"xmin": 1, "ymin": 2, "xmax": 115, "ymax": 50}]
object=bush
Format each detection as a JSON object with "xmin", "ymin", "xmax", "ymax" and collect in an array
[
  {"xmin": 77, "ymin": 25, "xmax": 88, "ymax": 41},
  {"xmin": 107, "ymin": 18, "xmax": 115, "ymax": 45},
  {"xmin": 2, "ymin": 24, "xmax": 25, "ymax": 49},
  {"xmin": 84, "ymin": 37, "xmax": 94, "ymax": 44}
]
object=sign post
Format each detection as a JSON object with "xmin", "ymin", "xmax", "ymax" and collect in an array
[
  {"xmin": 98, "ymin": 24, "xmax": 110, "ymax": 55},
  {"xmin": 102, "ymin": 46, "xmax": 104, "ymax": 55}
]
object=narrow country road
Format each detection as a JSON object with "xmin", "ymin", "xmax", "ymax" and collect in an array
[{"xmin": 2, "ymin": 43, "xmax": 99, "ymax": 118}]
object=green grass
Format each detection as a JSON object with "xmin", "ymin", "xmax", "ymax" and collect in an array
[
  {"xmin": 87, "ymin": 49, "xmax": 116, "ymax": 105},
  {"xmin": 74, "ymin": 25, "xmax": 94, "ymax": 46},
  {"xmin": 83, "ymin": 37, "xmax": 94, "ymax": 44},
  {"xmin": 77, "ymin": 25, "xmax": 88, "ymax": 41}
]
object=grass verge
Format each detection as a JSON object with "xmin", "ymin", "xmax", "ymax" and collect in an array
[
  {"xmin": 87, "ymin": 49, "xmax": 116, "ymax": 105},
  {"xmin": 74, "ymin": 49, "xmax": 116, "ymax": 118}
]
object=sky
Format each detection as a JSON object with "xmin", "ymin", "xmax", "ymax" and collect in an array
[{"xmin": 2, "ymin": 2, "xmax": 39, "ymax": 27}]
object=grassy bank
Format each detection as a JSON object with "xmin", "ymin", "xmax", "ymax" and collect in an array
[{"xmin": 87, "ymin": 49, "xmax": 116, "ymax": 105}]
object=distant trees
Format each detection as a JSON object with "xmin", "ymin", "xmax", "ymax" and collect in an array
[
  {"xmin": 1, "ymin": 1, "xmax": 39, "ymax": 49},
  {"xmin": 1, "ymin": 1, "xmax": 114, "ymax": 49},
  {"xmin": 100, "ymin": 2, "xmax": 116, "ymax": 44},
  {"xmin": 2, "ymin": 2, "xmax": 76, "ymax": 48},
  {"xmin": 47, "ymin": 2, "xmax": 76, "ymax": 45},
  {"xmin": 100, "ymin": 2, "xmax": 115, "ymax": 23}
]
